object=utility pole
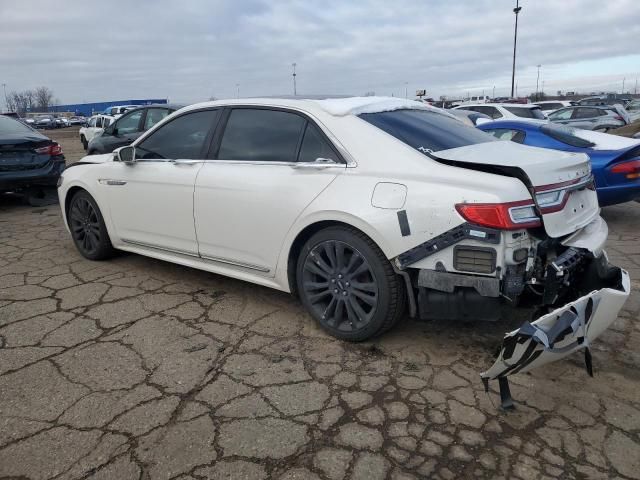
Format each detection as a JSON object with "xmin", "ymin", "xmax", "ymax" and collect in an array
[
  {"xmin": 236, "ymin": 84, "xmax": 240, "ymax": 99},
  {"xmin": 622, "ymin": 77, "xmax": 625, "ymax": 94},
  {"xmin": 492, "ymin": 85, "xmax": 496, "ymax": 99},
  {"xmin": 635, "ymin": 78, "xmax": 638, "ymax": 95},
  {"xmin": 1, "ymin": 83, "xmax": 7, "ymax": 112},
  {"xmin": 510, "ymin": 0, "xmax": 522, "ymax": 98},
  {"xmin": 404, "ymin": 82, "xmax": 408, "ymax": 99},
  {"xmin": 535, "ymin": 64, "xmax": 541, "ymax": 101},
  {"xmin": 292, "ymin": 63, "xmax": 297, "ymax": 96}
]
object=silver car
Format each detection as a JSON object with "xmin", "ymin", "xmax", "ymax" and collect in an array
[{"xmin": 547, "ymin": 105, "xmax": 627, "ymax": 132}]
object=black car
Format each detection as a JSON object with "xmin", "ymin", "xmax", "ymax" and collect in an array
[
  {"xmin": 0, "ymin": 115, "xmax": 65, "ymax": 195},
  {"xmin": 87, "ymin": 104, "xmax": 185, "ymax": 154},
  {"xmin": 34, "ymin": 115, "xmax": 57, "ymax": 129}
]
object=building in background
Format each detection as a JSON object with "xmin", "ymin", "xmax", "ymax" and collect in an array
[{"xmin": 47, "ymin": 99, "xmax": 168, "ymax": 116}]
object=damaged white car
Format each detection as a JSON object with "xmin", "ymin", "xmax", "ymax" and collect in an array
[{"xmin": 58, "ymin": 97, "xmax": 630, "ymax": 405}]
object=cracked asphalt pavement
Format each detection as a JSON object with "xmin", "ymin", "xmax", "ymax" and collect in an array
[{"xmin": 0, "ymin": 192, "xmax": 638, "ymax": 480}]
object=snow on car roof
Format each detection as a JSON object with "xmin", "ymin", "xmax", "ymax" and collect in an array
[{"xmin": 312, "ymin": 96, "xmax": 435, "ymax": 116}]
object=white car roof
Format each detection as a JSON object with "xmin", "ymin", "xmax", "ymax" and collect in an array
[
  {"xmin": 534, "ymin": 100, "xmax": 570, "ymax": 105},
  {"xmin": 456, "ymin": 103, "xmax": 540, "ymax": 109},
  {"xmin": 180, "ymin": 96, "xmax": 441, "ymax": 118}
]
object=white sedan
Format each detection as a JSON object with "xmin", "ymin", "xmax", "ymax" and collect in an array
[{"xmin": 58, "ymin": 97, "xmax": 629, "ymax": 404}]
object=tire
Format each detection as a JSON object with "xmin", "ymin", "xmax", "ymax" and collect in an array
[
  {"xmin": 67, "ymin": 190, "xmax": 115, "ymax": 260},
  {"xmin": 296, "ymin": 226, "xmax": 406, "ymax": 342},
  {"xmin": 81, "ymin": 135, "xmax": 88, "ymax": 150}
]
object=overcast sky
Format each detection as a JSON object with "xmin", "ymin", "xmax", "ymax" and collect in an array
[{"xmin": 1, "ymin": 0, "xmax": 639, "ymax": 105}]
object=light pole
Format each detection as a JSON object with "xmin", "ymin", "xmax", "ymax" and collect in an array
[
  {"xmin": 1, "ymin": 83, "xmax": 7, "ymax": 112},
  {"xmin": 622, "ymin": 77, "xmax": 625, "ymax": 94},
  {"xmin": 236, "ymin": 84, "xmax": 240, "ymax": 99},
  {"xmin": 404, "ymin": 82, "xmax": 408, "ymax": 99},
  {"xmin": 492, "ymin": 85, "xmax": 496, "ymax": 99},
  {"xmin": 292, "ymin": 63, "xmax": 297, "ymax": 96},
  {"xmin": 510, "ymin": 0, "xmax": 522, "ymax": 98},
  {"xmin": 535, "ymin": 64, "xmax": 541, "ymax": 101}
]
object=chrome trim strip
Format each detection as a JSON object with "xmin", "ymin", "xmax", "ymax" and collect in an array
[
  {"xmin": 121, "ymin": 238, "xmax": 199, "ymax": 258},
  {"xmin": 200, "ymin": 254, "xmax": 270, "ymax": 273},
  {"xmin": 98, "ymin": 179, "xmax": 127, "ymax": 186}
]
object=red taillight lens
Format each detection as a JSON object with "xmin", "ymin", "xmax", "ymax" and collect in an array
[
  {"xmin": 613, "ymin": 115, "xmax": 624, "ymax": 121},
  {"xmin": 35, "ymin": 143, "xmax": 63, "ymax": 156},
  {"xmin": 455, "ymin": 200, "xmax": 542, "ymax": 230},
  {"xmin": 610, "ymin": 159, "xmax": 640, "ymax": 179}
]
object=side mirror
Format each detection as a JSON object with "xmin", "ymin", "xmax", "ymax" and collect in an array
[{"xmin": 115, "ymin": 146, "xmax": 136, "ymax": 163}]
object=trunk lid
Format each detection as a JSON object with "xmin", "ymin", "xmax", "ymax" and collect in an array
[
  {"xmin": 0, "ymin": 136, "xmax": 52, "ymax": 172},
  {"xmin": 434, "ymin": 141, "xmax": 598, "ymax": 238}
]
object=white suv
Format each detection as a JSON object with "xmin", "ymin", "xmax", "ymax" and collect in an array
[
  {"xmin": 454, "ymin": 103, "xmax": 546, "ymax": 121},
  {"xmin": 79, "ymin": 115, "xmax": 115, "ymax": 150},
  {"xmin": 58, "ymin": 97, "xmax": 629, "ymax": 404}
]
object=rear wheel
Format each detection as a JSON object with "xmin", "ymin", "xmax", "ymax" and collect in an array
[
  {"xmin": 296, "ymin": 226, "xmax": 405, "ymax": 341},
  {"xmin": 68, "ymin": 191, "xmax": 115, "ymax": 260}
]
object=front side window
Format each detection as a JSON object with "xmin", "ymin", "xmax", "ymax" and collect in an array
[
  {"xmin": 95, "ymin": 117, "xmax": 103, "ymax": 128},
  {"xmin": 218, "ymin": 108, "xmax": 305, "ymax": 162},
  {"xmin": 477, "ymin": 106, "xmax": 502, "ymax": 119},
  {"xmin": 298, "ymin": 123, "xmax": 337, "ymax": 162},
  {"xmin": 359, "ymin": 109, "xmax": 495, "ymax": 153},
  {"xmin": 89, "ymin": 117, "xmax": 97, "ymax": 127},
  {"xmin": 549, "ymin": 109, "xmax": 573, "ymax": 121},
  {"xmin": 135, "ymin": 109, "xmax": 219, "ymax": 160},
  {"xmin": 573, "ymin": 108, "xmax": 599, "ymax": 119},
  {"xmin": 143, "ymin": 108, "xmax": 171, "ymax": 130},
  {"xmin": 483, "ymin": 128, "xmax": 526, "ymax": 144},
  {"xmin": 116, "ymin": 110, "xmax": 143, "ymax": 135}
]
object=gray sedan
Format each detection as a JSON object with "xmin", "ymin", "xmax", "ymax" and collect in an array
[{"xmin": 547, "ymin": 105, "xmax": 627, "ymax": 132}]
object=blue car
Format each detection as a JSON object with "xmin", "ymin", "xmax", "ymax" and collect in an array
[{"xmin": 477, "ymin": 119, "xmax": 640, "ymax": 206}]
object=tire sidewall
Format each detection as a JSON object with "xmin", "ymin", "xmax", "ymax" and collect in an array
[{"xmin": 296, "ymin": 227, "xmax": 394, "ymax": 341}]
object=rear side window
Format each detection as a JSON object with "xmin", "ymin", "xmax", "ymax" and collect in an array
[
  {"xmin": 573, "ymin": 108, "xmax": 600, "ymax": 119},
  {"xmin": 473, "ymin": 106, "xmax": 502, "ymax": 119},
  {"xmin": 135, "ymin": 109, "xmax": 219, "ymax": 160},
  {"xmin": 218, "ymin": 109, "xmax": 305, "ymax": 162},
  {"xmin": 143, "ymin": 108, "xmax": 171, "ymax": 130},
  {"xmin": 504, "ymin": 107, "xmax": 546, "ymax": 119},
  {"xmin": 298, "ymin": 123, "xmax": 337, "ymax": 162},
  {"xmin": 540, "ymin": 124, "xmax": 595, "ymax": 148},
  {"xmin": 359, "ymin": 109, "xmax": 495, "ymax": 153}
]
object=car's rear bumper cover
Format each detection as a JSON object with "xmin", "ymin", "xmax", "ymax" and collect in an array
[
  {"xmin": 481, "ymin": 255, "xmax": 630, "ymax": 407},
  {"xmin": 0, "ymin": 158, "xmax": 65, "ymax": 191}
]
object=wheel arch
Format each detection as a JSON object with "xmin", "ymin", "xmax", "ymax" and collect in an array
[{"xmin": 284, "ymin": 214, "xmax": 393, "ymax": 296}]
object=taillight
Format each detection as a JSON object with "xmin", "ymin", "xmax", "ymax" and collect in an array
[
  {"xmin": 35, "ymin": 143, "xmax": 63, "ymax": 156},
  {"xmin": 610, "ymin": 159, "xmax": 640, "ymax": 179},
  {"xmin": 613, "ymin": 115, "xmax": 624, "ymax": 122},
  {"xmin": 533, "ymin": 175, "xmax": 595, "ymax": 213},
  {"xmin": 455, "ymin": 200, "xmax": 541, "ymax": 230}
]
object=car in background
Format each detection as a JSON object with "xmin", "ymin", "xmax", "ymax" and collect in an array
[
  {"xmin": 578, "ymin": 95, "xmax": 633, "ymax": 106},
  {"xmin": 0, "ymin": 114, "xmax": 65, "ymax": 199},
  {"xmin": 34, "ymin": 115, "xmax": 57, "ymax": 129},
  {"xmin": 58, "ymin": 97, "xmax": 630, "ymax": 401},
  {"xmin": 87, "ymin": 104, "xmax": 185, "ymax": 155},
  {"xmin": 625, "ymin": 100, "xmax": 640, "ymax": 122},
  {"xmin": 104, "ymin": 105, "xmax": 139, "ymax": 117},
  {"xmin": 477, "ymin": 119, "xmax": 640, "ymax": 206},
  {"xmin": 79, "ymin": 115, "xmax": 115, "ymax": 150},
  {"xmin": 547, "ymin": 105, "xmax": 627, "ymax": 132},
  {"xmin": 452, "ymin": 103, "xmax": 546, "ymax": 120},
  {"xmin": 55, "ymin": 117, "xmax": 70, "ymax": 128},
  {"xmin": 69, "ymin": 116, "xmax": 86, "ymax": 126},
  {"xmin": 449, "ymin": 109, "xmax": 491, "ymax": 126},
  {"xmin": 534, "ymin": 100, "xmax": 576, "ymax": 115}
]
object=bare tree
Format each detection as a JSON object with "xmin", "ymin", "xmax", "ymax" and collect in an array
[
  {"xmin": 34, "ymin": 86, "xmax": 55, "ymax": 111},
  {"xmin": 6, "ymin": 91, "xmax": 18, "ymax": 112}
]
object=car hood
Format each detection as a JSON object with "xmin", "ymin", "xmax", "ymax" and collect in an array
[
  {"xmin": 434, "ymin": 141, "xmax": 598, "ymax": 238},
  {"xmin": 78, "ymin": 153, "xmax": 114, "ymax": 164}
]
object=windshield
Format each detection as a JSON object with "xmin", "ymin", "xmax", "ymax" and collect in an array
[
  {"xmin": 540, "ymin": 124, "xmax": 595, "ymax": 148},
  {"xmin": 358, "ymin": 109, "xmax": 495, "ymax": 153},
  {"xmin": 504, "ymin": 106, "xmax": 546, "ymax": 119}
]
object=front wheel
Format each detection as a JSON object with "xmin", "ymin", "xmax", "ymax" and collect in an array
[
  {"xmin": 68, "ymin": 190, "xmax": 115, "ymax": 260},
  {"xmin": 296, "ymin": 226, "xmax": 405, "ymax": 341},
  {"xmin": 80, "ymin": 135, "xmax": 88, "ymax": 150}
]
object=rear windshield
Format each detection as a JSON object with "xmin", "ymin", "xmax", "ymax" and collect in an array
[
  {"xmin": 358, "ymin": 109, "xmax": 495, "ymax": 153},
  {"xmin": 540, "ymin": 124, "xmax": 595, "ymax": 148},
  {"xmin": 0, "ymin": 115, "xmax": 36, "ymax": 135},
  {"xmin": 504, "ymin": 106, "xmax": 546, "ymax": 119}
]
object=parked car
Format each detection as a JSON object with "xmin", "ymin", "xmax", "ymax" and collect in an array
[
  {"xmin": 79, "ymin": 115, "xmax": 115, "ymax": 150},
  {"xmin": 55, "ymin": 117, "xmax": 70, "ymax": 128},
  {"xmin": 69, "ymin": 116, "xmax": 86, "ymax": 126},
  {"xmin": 34, "ymin": 115, "xmax": 56, "ymax": 129},
  {"xmin": 0, "ymin": 114, "xmax": 65, "ymax": 196},
  {"xmin": 547, "ymin": 105, "xmax": 627, "ymax": 132},
  {"xmin": 578, "ymin": 95, "xmax": 633, "ymax": 106},
  {"xmin": 58, "ymin": 97, "xmax": 629, "ymax": 401},
  {"xmin": 534, "ymin": 100, "xmax": 576, "ymax": 115},
  {"xmin": 87, "ymin": 104, "xmax": 185, "ymax": 155},
  {"xmin": 449, "ymin": 109, "xmax": 491, "ymax": 126},
  {"xmin": 625, "ymin": 100, "xmax": 640, "ymax": 122},
  {"xmin": 477, "ymin": 119, "xmax": 640, "ymax": 206},
  {"xmin": 453, "ymin": 103, "xmax": 546, "ymax": 120},
  {"xmin": 104, "ymin": 105, "xmax": 139, "ymax": 117}
]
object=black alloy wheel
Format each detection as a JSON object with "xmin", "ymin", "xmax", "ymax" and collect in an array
[
  {"xmin": 297, "ymin": 226, "xmax": 405, "ymax": 341},
  {"xmin": 68, "ymin": 191, "xmax": 115, "ymax": 260}
]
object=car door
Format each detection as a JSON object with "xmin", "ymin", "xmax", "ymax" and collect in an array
[
  {"xmin": 86, "ymin": 117, "xmax": 102, "ymax": 142},
  {"xmin": 194, "ymin": 107, "xmax": 345, "ymax": 275},
  {"xmin": 568, "ymin": 107, "xmax": 600, "ymax": 129},
  {"xmin": 105, "ymin": 109, "xmax": 220, "ymax": 255},
  {"xmin": 103, "ymin": 109, "xmax": 145, "ymax": 151}
]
